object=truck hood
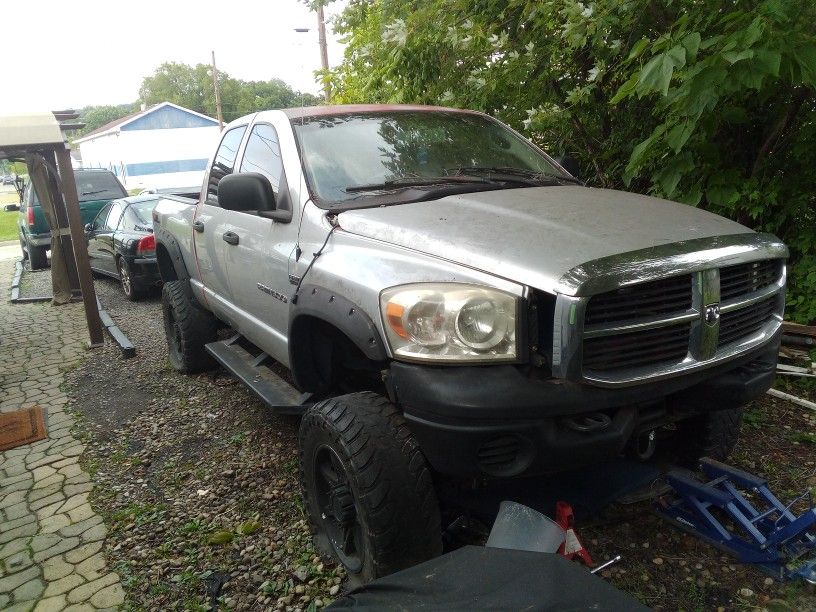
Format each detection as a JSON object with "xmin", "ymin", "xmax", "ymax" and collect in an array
[{"xmin": 337, "ymin": 186, "xmax": 752, "ymax": 294}]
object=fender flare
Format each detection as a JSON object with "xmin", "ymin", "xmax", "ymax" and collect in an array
[
  {"xmin": 289, "ymin": 284, "xmax": 388, "ymax": 390},
  {"xmin": 154, "ymin": 224, "xmax": 191, "ymax": 283}
]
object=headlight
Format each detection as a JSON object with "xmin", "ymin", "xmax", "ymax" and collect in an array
[{"xmin": 380, "ymin": 284, "xmax": 518, "ymax": 362}]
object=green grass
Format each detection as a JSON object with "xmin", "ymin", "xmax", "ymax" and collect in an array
[{"xmin": 0, "ymin": 210, "xmax": 19, "ymax": 242}]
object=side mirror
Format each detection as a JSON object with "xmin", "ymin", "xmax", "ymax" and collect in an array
[
  {"xmin": 219, "ymin": 172, "xmax": 276, "ymax": 213},
  {"xmin": 555, "ymin": 155, "xmax": 580, "ymax": 180}
]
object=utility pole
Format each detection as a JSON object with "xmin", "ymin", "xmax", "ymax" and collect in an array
[
  {"xmin": 316, "ymin": 4, "xmax": 331, "ymax": 103},
  {"xmin": 211, "ymin": 50, "xmax": 224, "ymax": 130}
]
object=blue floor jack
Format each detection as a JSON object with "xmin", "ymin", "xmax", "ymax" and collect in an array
[{"xmin": 656, "ymin": 457, "xmax": 816, "ymax": 583}]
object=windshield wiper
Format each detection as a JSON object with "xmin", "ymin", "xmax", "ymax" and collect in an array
[
  {"xmin": 345, "ymin": 175, "xmax": 491, "ymax": 193},
  {"xmin": 80, "ymin": 189, "xmax": 106, "ymax": 196},
  {"xmin": 447, "ymin": 166, "xmax": 583, "ymax": 186}
]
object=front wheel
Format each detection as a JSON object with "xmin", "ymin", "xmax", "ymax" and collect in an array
[
  {"xmin": 673, "ymin": 405, "xmax": 745, "ymax": 465},
  {"xmin": 299, "ymin": 392, "xmax": 442, "ymax": 584},
  {"xmin": 161, "ymin": 280, "xmax": 217, "ymax": 373}
]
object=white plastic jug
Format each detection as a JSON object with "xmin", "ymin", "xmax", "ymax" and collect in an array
[{"xmin": 486, "ymin": 500, "xmax": 566, "ymax": 553}]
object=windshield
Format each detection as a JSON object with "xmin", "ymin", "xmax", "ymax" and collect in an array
[
  {"xmin": 292, "ymin": 112, "xmax": 568, "ymax": 207},
  {"xmin": 75, "ymin": 172, "xmax": 127, "ymax": 202}
]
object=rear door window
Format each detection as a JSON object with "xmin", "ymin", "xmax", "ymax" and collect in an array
[{"xmin": 206, "ymin": 126, "xmax": 247, "ymax": 205}]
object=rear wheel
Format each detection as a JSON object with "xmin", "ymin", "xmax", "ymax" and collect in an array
[
  {"xmin": 299, "ymin": 392, "xmax": 442, "ymax": 584},
  {"xmin": 117, "ymin": 257, "xmax": 143, "ymax": 301},
  {"xmin": 28, "ymin": 243, "xmax": 47, "ymax": 270},
  {"xmin": 161, "ymin": 280, "xmax": 217, "ymax": 373}
]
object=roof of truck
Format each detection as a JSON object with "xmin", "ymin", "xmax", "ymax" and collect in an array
[{"xmin": 282, "ymin": 104, "xmax": 484, "ymax": 120}]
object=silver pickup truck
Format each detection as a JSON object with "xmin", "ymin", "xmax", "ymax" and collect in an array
[{"xmin": 152, "ymin": 104, "xmax": 788, "ymax": 582}]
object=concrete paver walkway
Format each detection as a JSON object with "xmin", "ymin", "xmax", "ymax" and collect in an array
[{"xmin": 0, "ymin": 259, "xmax": 125, "ymax": 611}]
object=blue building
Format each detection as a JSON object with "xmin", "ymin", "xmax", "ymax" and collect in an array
[{"xmin": 74, "ymin": 102, "xmax": 220, "ymax": 191}]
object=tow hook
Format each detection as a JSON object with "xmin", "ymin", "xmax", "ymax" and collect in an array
[
  {"xmin": 562, "ymin": 413, "xmax": 611, "ymax": 433},
  {"xmin": 631, "ymin": 429, "xmax": 657, "ymax": 461}
]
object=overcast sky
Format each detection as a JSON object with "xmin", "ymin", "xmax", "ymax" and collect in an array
[{"xmin": 0, "ymin": 0, "xmax": 348, "ymax": 114}]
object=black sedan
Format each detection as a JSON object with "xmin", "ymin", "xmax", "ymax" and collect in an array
[{"xmin": 85, "ymin": 195, "xmax": 162, "ymax": 300}]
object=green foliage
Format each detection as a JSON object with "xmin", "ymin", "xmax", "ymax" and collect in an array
[
  {"xmin": 139, "ymin": 62, "xmax": 320, "ymax": 123},
  {"xmin": 73, "ymin": 104, "xmax": 138, "ymax": 139},
  {"xmin": 330, "ymin": 0, "xmax": 816, "ymax": 322}
]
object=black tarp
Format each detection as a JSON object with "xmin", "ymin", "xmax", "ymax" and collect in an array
[{"xmin": 327, "ymin": 546, "xmax": 650, "ymax": 611}]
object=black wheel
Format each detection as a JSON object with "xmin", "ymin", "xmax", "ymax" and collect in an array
[
  {"xmin": 29, "ymin": 243, "xmax": 47, "ymax": 270},
  {"xmin": 299, "ymin": 392, "xmax": 442, "ymax": 584},
  {"xmin": 20, "ymin": 238, "xmax": 28, "ymax": 261},
  {"xmin": 674, "ymin": 405, "xmax": 744, "ymax": 465},
  {"xmin": 117, "ymin": 257, "xmax": 143, "ymax": 301},
  {"xmin": 161, "ymin": 280, "xmax": 217, "ymax": 373}
]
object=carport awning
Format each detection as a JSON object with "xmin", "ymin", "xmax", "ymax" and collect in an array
[{"xmin": 0, "ymin": 113, "xmax": 65, "ymax": 157}]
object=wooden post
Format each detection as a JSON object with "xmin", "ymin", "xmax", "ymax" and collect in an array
[
  {"xmin": 44, "ymin": 149, "xmax": 80, "ymax": 292},
  {"xmin": 54, "ymin": 146, "xmax": 105, "ymax": 347}
]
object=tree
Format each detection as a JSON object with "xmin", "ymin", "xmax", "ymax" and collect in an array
[
  {"xmin": 328, "ymin": 0, "xmax": 816, "ymax": 323},
  {"xmin": 139, "ymin": 63, "xmax": 320, "ymax": 123},
  {"xmin": 73, "ymin": 104, "xmax": 139, "ymax": 139}
]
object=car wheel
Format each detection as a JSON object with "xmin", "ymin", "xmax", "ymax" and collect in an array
[
  {"xmin": 117, "ymin": 257, "xmax": 142, "ymax": 301},
  {"xmin": 299, "ymin": 392, "xmax": 442, "ymax": 585},
  {"xmin": 161, "ymin": 280, "xmax": 217, "ymax": 373},
  {"xmin": 28, "ymin": 244, "xmax": 47, "ymax": 270},
  {"xmin": 673, "ymin": 405, "xmax": 744, "ymax": 465},
  {"xmin": 19, "ymin": 238, "xmax": 28, "ymax": 261}
]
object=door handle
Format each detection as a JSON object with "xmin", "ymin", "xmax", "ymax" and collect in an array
[
  {"xmin": 222, "ymin": 231, "xmax": 239, "ymax": 245},
  {"xmin": 193, "ymin": 220, "xmax": 205, "ymax": 233}
]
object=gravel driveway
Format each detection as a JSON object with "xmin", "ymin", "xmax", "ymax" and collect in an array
[
  {"xmin": 55, "ymin": 272, "xmax": 816, "ymax": 611},
  {"xmin": 67, "ymin": 277, "xmax": 344, "ymax": 611}
]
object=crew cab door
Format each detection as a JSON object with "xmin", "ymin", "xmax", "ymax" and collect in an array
[
  {"xmin": 88, "ymin": 201, "xmax": 123, "ymax": 275},
  {"xmin": 220, "ymin": 122, "xmax": 296, "ymax": 364},
  {"xmin": 192, "ymin": 124, "xmax": 248, "ymax": 319}
]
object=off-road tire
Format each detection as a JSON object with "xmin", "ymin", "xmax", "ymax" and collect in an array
[
  {"xmin": 29, "ymin": 243, "xmax": 47, "ymax": 270},
  {"xmin": 674, "ymin": 405, "xmax": 744, "ymax": 465},
  {"xmin": 161, "ymin": 280, "xmax": 216, "ymax": 373},
  {"xmin": 117, "ymin": 257, "xmax": 143, "ymax": 301},
  {"xmin": 299, "ymin": 392, "xmax": 442, "ymax": 585}
]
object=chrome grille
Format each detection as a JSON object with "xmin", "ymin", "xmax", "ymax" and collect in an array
[
  {"xmin": 584, "ymin": 275, "xmax": 692, "ymax": 325},
  {"xmin": 720, "ymin": 260, "xmax": 781, "ymax": 301},
  {"xmin": 574, "ymin": 258, "xmax": 784, "ymax": 382},
  {"xmin": 583, "ymin": 323, "xmax": 690, "ymax": 371},
  {"xmin": 719, "ymin": 295, "xmax": 778, "ymax": 346}
]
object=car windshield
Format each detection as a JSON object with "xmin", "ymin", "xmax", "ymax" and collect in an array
[
  {"xmin": 74, "ymin": 172, "xmax": 127, "ymax": 202},
  {"xmin": 291, "ymin": 112, "xmax": 569, "ymax": 208}
]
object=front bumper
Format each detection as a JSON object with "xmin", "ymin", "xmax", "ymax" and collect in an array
[{"xmin": 388, "ymin": 332, "xmax": 779, "ymax": 479}]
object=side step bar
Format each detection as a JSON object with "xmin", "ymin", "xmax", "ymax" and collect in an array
[{"xmin": 206, "ymin": 335, "xmax": 312, "ymax": 415}]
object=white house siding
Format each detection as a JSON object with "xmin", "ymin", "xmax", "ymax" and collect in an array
[{"xmin": 76, "ymin": 104, "xmax": 220, "ymax": 191}]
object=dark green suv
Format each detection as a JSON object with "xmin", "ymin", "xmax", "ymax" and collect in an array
[{"xmin": 17, "ymin": 168, "xmax": 127, "ymax": 269}]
